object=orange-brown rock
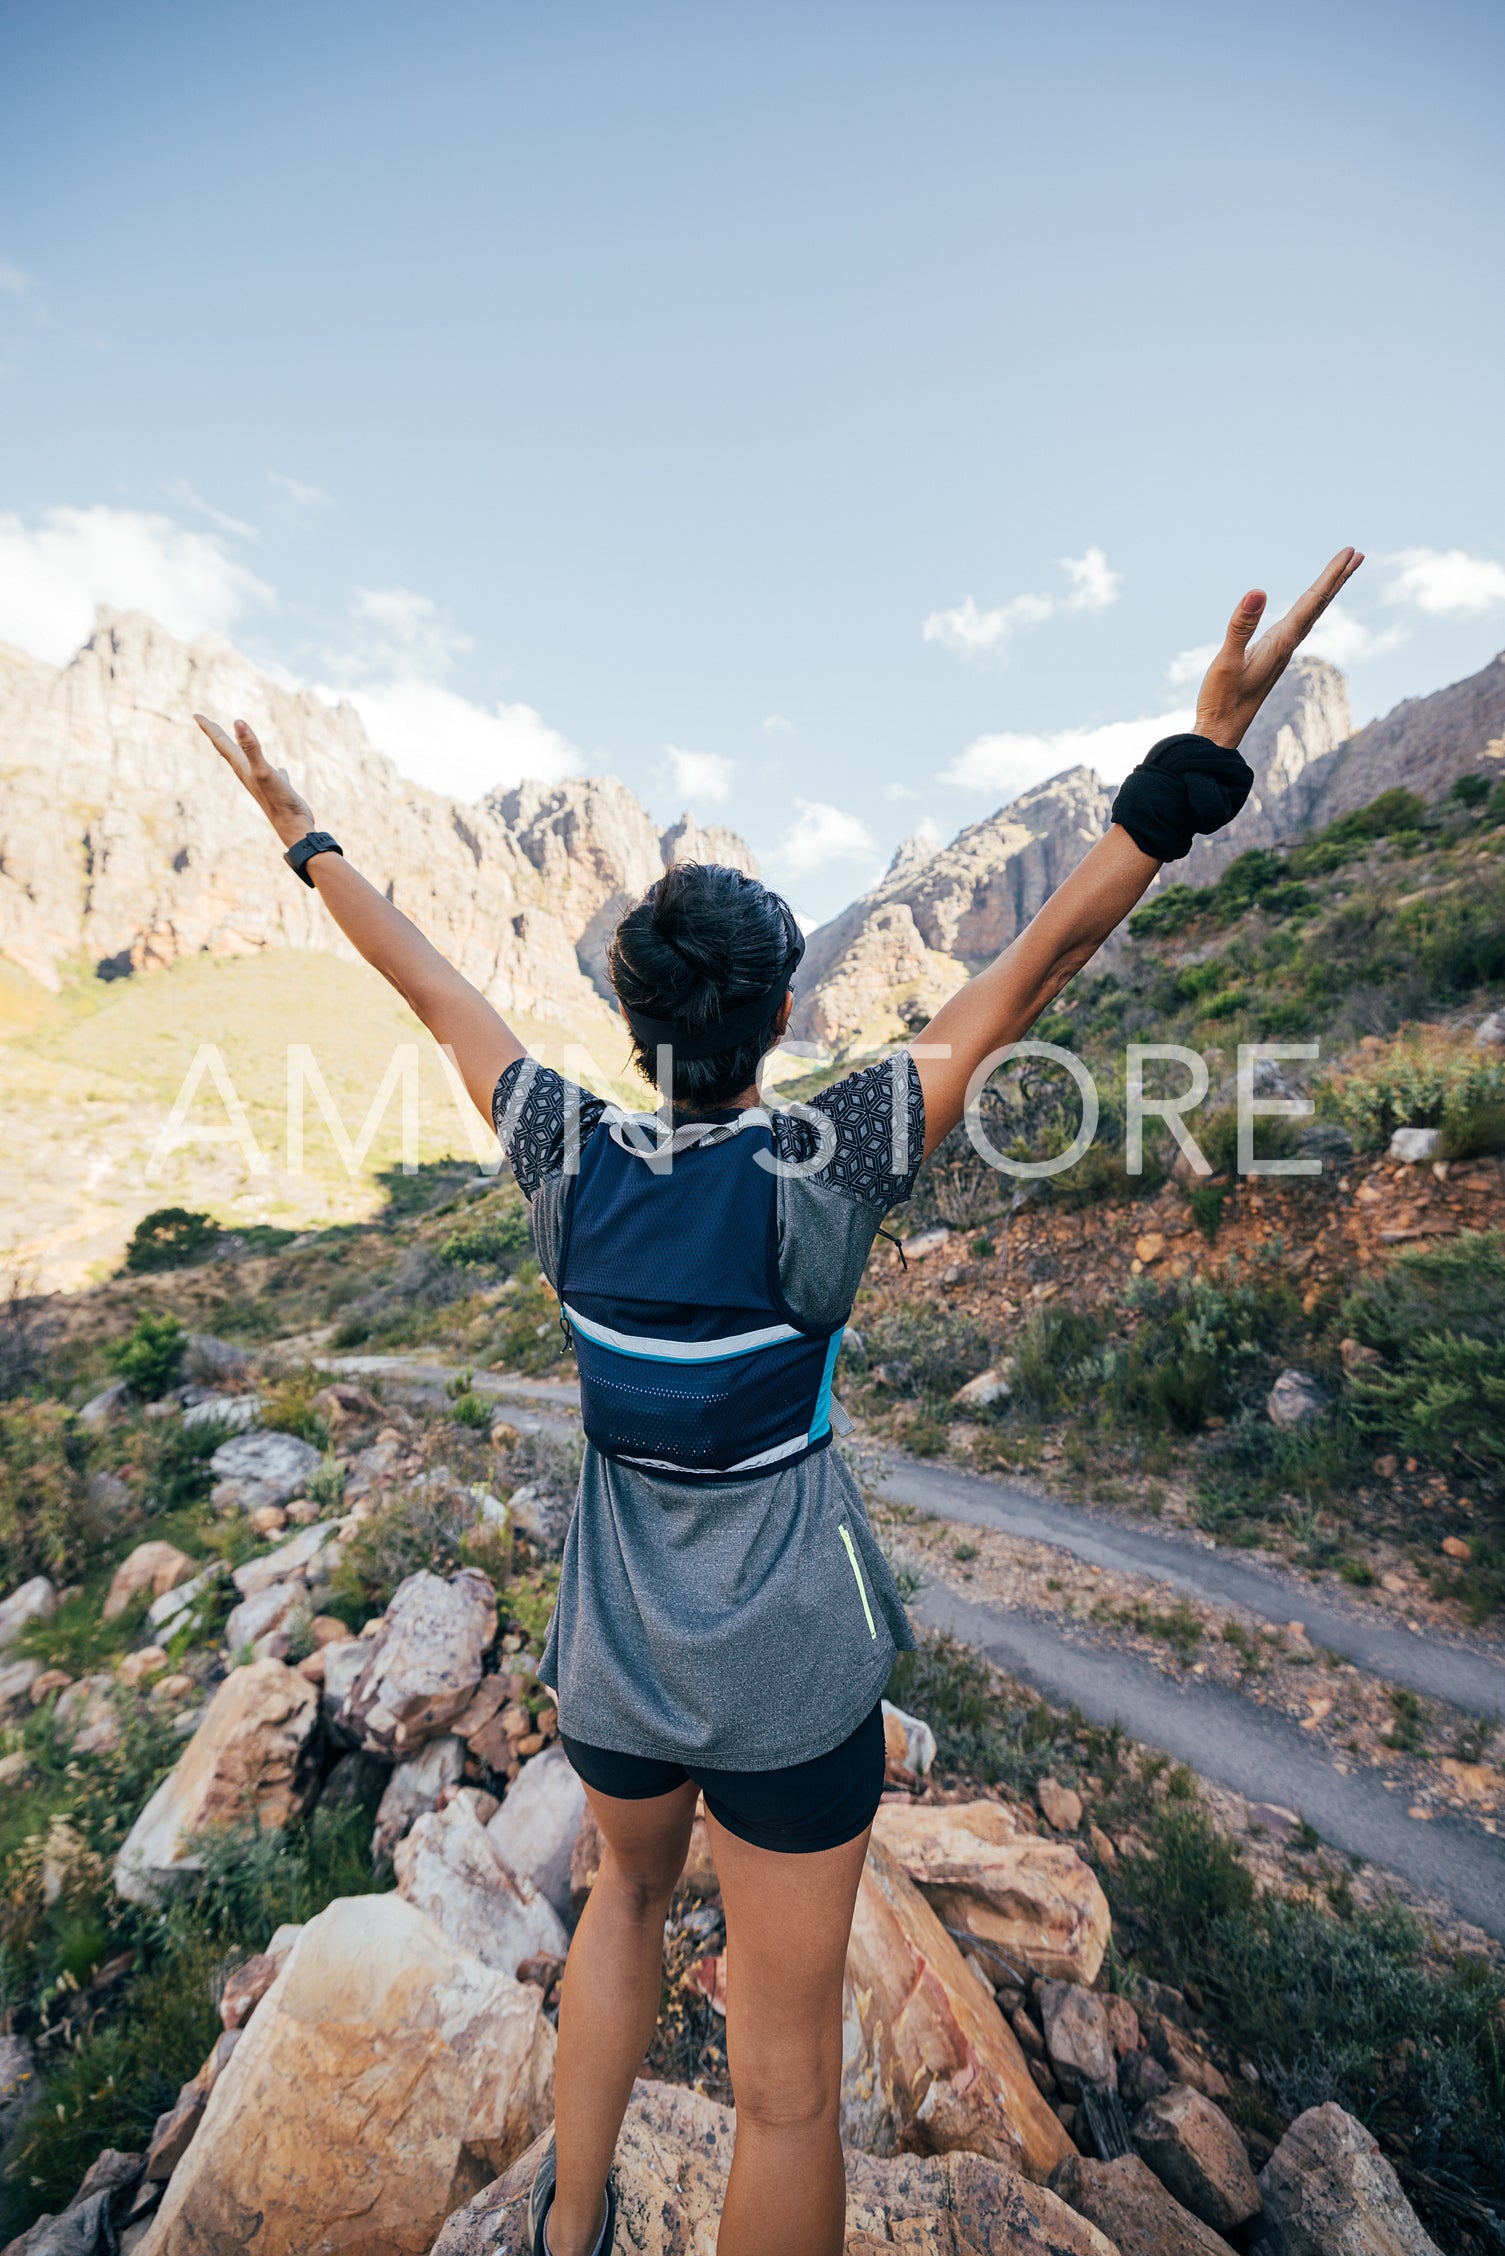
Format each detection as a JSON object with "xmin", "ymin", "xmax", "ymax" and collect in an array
[
  {"xmin": 872, "ymin": 1800, "xmax": 1110, "ymax": 1984},
  {"xmin": 137, "ymin": 1894, "xmax": 554, "ymax": 2256},
  {"xmin": 114, "ymin": 1659, "xmax": 319, "ymax": 1906},
  {"xmin": 102, "ymin": 1541, "xmax": 197, "ymax": 1622},
  {"xmin": 431, "ymin": 2080, "xmax": 1114, "ymax": 2256},
  {"xmin": 840, "ymin": 1837, "xmax": 1074, "ymax": 2181}
]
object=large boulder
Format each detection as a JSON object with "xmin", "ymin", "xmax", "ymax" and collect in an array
[
  {"xmin": 209, "ymin": 1428, "xmax": 322, "ymax": 1513},
  {"xmin": 339, "ymin": 1569, "xmax": 497, "ymax": 1756},
  {"xmin": 0, "ymin": 1574, "xmax": 56, "ymax": 1652},
  {"xmin": 430, "ymin": 2078, "xmax": 1115, "ymax": 2256},
  {"xmin": 1051, "ymin": 2153, "xmax": 1235, "ymax": 2256},
  {"xmin": 0, "ymin": 2033, "xmax": 38, "ymax": 2143},
  {"xmin": 1253, "ymin": 2102, "xmax": 1442, "ymax": 2255},
  {"xmin": 136, "ymin": 1895, "xmax": 555, "ymax": 2256},
  {"xmin": 485, "ymin": 1743, "xmax": 587, "ymax": 1924},
  {"xmin": 114, "ymin": 1659, "xmax": 319, "ymax": 1905},
  {"xmin": 102, "ymin": 1543, "xmax": 197, "ymax": 1622},
  {"xmin": 840, "ymin": 1837, "xmax": 1073, "ymax": 2181},
  {"xmin": 1133, "ymin": 2083, "xmax": 1261, "ymax": 2231},
  {"xmin": 395, "ymin": 1793, "xmax": 569, "ymax": 1970},
  {"xmin": 146, "ymin": 1562, "xmax": 224, "ymax": 1641},
  {"xmin": 872, "ymin": 1801, "xmax": 1110, "ymax": 1985}
]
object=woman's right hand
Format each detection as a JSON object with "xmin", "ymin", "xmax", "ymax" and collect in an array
[{"xmin": 194, "ymin": 714, "xmax": 318, "ymax": 849}]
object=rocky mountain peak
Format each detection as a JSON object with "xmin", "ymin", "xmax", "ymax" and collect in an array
[{"xmin": 0, "ymin": 609, "xmax": 758, "ymax": 1035}]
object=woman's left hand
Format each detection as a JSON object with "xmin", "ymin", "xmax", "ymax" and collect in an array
[
  {"xmin": 194, "ymin": 714, "xmax": 317, "ymax": 849},
  {"xmin": 1194, "ymin": 546, "xmax": 1364, "ymax": 749}
]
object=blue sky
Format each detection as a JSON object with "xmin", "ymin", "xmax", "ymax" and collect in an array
[{"xmin": 2, "ymin": 0, "xmax": 1503, "ymax": 923}]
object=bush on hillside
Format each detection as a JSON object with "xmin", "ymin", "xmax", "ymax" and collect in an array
[
  {"xmin": 123, "ymin": 1208, "xmax": 220, "ymax": 1272},
  {"xmin": 1341, "ymin": 1229, "xmax": 1505, "ymax": 1476},
  {"xmin": 1319, "ymin": 1038, "xmax": 1505, "ymax": 1148},
  {"xmin": 0, "ymin": 1400, "xmax": 104, "ymax": 1588},
  {"xmin": 439, "ymin": 1204, "xmax": 532, "ymax": 1267},
  {"xmin": 857, "ymin": 1300, "xmax": 994, "ymax": 1401},
  {"xmin": 106, "ymin": 1310, "xmax": 186, "ymax": 1398}
]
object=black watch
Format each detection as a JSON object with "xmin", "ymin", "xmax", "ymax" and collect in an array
[{"xmin": 284, "ymin": 831, "xmax": 344, "ymax": 886}]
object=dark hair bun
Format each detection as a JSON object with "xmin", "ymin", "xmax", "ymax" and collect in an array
[{"xmin": 608, "ymin": 862, "xmax": 800, "ymax": 1106}]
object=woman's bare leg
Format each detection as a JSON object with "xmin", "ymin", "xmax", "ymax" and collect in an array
[
  {"xmin": 548, "ymin": 1777, "xmax": 699, "ymax": 2256},
  {"xmin": 709, "ymin": 1816, "xmax": 871, "ymax": 2256}
]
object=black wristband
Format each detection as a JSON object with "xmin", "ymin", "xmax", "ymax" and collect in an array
[
  {"xmin": 284, "ymin": 831, "xmax": 344, "ymax": 887},
  {"xmin": 1110, "ymin": 734, "xmax": 1253, "ymax": 861}
]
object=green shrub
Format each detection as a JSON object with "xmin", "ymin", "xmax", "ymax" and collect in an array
[
  {"xmin": 1009, "ymin": 1306, "xmax": 1104, "ymax": 1415},
  {"xmin": 440, "ymin": 1205, "xmax": 532, "ymax": 1267},
  {"xmin": 106, "ymin": 1310, "xmax": 186, "ymax": 1398},
  {"xmin": 1320, "ymin": 1040, "xmax": 1505, "ymax": 1148},
  {"xmin": 122, "ymin": 1208, "xmax": 220, "ymax": 1272},
  {"xmin": 0, "ymin": 1401, "xmax": 103, "ymax": 1588},
  {"xmin": 324, "ymin": 1482, "xmax": 484, "ymax": 1623},
  {"xmin": 859, "ymin": 1301, "xmax": 994, "ymax": 1402},
  {"xmin": 1341, "ymin": 1230, "xmax": 1505, "ymax": 1477},
  {"xmin": 1111, "ymin": 1803, "xmax": 1505, "ymax": 2204}
]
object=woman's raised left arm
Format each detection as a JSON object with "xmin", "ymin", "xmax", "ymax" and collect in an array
[{"xmin": 911, "ymin": 546, "xmax": 1363, "ymax": 1154}]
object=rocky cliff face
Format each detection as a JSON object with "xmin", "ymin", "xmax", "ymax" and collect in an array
[
  {"xmin": 794, "ymin": 652, "xmax": 1505, "ymax": 1058},
  {"xmin": 0, "ymin": 609, "xmax": 758, "ymax": 1031}
]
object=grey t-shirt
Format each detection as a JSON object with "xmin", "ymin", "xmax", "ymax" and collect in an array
[{"xmin": 493, "ymin": 1053, "xmax": 924, "ymax": 1770}]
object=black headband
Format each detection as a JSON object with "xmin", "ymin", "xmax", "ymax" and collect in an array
[{"xmin": 621, "ymin": 936, "xmax": 805, "ymax": 1062}]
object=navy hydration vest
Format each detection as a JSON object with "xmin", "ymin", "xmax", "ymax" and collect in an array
[{"xmin": 557, "ymin": 1109, "xmax": 845, "ymax": 1478}]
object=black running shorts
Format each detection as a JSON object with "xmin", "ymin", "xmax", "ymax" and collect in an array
[{"xmin": 559, "ymin": 1699, "xmax": 884, "ymax": 1854}]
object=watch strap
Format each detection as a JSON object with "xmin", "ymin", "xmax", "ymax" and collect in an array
[{"xmin": 284, "ymin": 831, "xmax": 344, "ymax": 887}]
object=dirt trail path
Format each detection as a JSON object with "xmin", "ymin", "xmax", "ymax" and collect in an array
[
  {"xmin": 869, "ymin": 1452, "xmax": 1505, "ymax": 1719},
  {"xmin": 915, "ymin": 1579, "xmax": 1505, "ymax": 1943}
]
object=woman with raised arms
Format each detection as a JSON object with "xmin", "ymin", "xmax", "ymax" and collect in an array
[{"xmin": 197, "ymin": 543, "xmax": 1360, "ymax": 2256}]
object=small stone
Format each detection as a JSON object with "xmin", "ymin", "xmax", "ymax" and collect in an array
[
  {"xmin": 29, "ymin": 1666, "xmax": 73, "ymax": 1703},
  {"xmin": 1388, "ymin": 1126, "xmax": 1441, "ymax": 1164},
  {"xmin": 1118, "ymin": 2049, "xmax": 1171, "ymax": 2109},
  {"xmin": 0, "ymin": 1573, "xmax": 57, "ymax": 1651},
  {"xmin": 1267, "ymin": 1369, "xmax": 1328, "ymax": 1428},
  {"xmin": 1373, "ymin": 1455, "xmax": 1399, "ymax": 1479},
  {"xmin": 1132, "ymin": 2083, "xmax": 1261, "ymax": 2229},
  {"xmin": 1441, "ymin": 1535, "xmax": 1471, "ymax": 1561},
  {"xmin": 880, "ymin": 1699, "xmax": 937, "ymax": 1777},
  {"xmin": 1135, "ymin": 1233, "xmax": 1166, "ymax": 1264},
  {"xmin": 952, "ymin": 1366, "xmax": 1013, "ymax": 1408},
  {"xmin": 154, "ymin": 1674, "xmax": 196, "ymax": 1700},
  {"xmin": 1103, "ymin": 1994, "xmax": 1140, "ymax": 2059},
  {"xmin": 249, "ymin": 1505, "xmax": 288, "ymax": 1535},
  {"xmin": 103, "ymin": 1542, "xmax": 198, "ymax": 1622},
  {"xmin": 1088, "ymin": 1824, "xmax": 1117, "ymax": 1866},
  {"xmin": 117, "ymin": 1646, "xmax": 168, "ymax": 1688},
  {"xmin": 1038, "ymin": 1979, "xmax": 1115, "ymax": 2096},
  {"xmin": 1037, "ymin": 1777, "xmax": 1083, "ymax": 1832},
  {"xmin": 488, "ymin": 1420, "xmax": 522, "ymax": 1449}
]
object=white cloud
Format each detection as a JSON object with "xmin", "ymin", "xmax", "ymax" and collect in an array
[
  {"xmin": 943, "ymin": 707, "xmax": 1194, "ymax": 799},
  {"xmin": 923, "ymin": 546, "xmax": 1120, "ymax": 658},
  {"xmin": 664, "ymin": 745, "xmax": 734, "ymax": 805},
  {"xmin": 1060, "ymin": 546, "xmax": 1120, "ymax": 613},
  {"xmin": 320, "ymin": 585, "xmax": 580, "ymax": 800},
  {"xmin": 763, "ymin": 713, "xmax": 795, "ymax": 736},
  {"xmin": 341, "ymin": 679, "xmax": 581, "ymax": 801},
  {"xmin": 884, "ymin": 781, "xmax": 921, "ymax": 800},
  {"xmin": 1166, "ymin": 642, "xmax": 1218, "ymax": 688},
  {"xmin": 767, "ymin": 798, "xmax": 880, "ymax": 880},
  {"xmin": 0, "ymin": 504, "xmax": 273, "ymax": 664},
  {"xmin": 1301, "ymin": 604, "xmax": 1407, "ymax": 666},
  {"xmin": 1383, "ymin": 547, "xmax": 1505, "ymax": 617},
  {"xmin": 269, "ymin": 471, "xmax": 334, "ymax": 509},
  {"xmin": 164, "ymin": 477, "xmax": 257, "ymax": 540},
  {"xmin": 0, "ymin": 261, "xmax": 34, "ymax": 297}
]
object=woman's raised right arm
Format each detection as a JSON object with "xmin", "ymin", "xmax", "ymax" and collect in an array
[{"xmin": 195, "ymin": 714, "xmax": 524, "ymax": 1124}]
